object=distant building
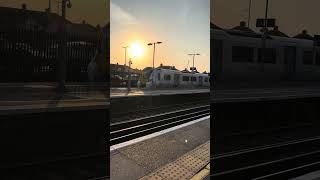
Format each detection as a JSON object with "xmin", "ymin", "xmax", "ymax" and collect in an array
[
  {"xmin": 0, "ymin": 5, "xmax": 97, "ymax": 36},
  {"xmin": 232, "ymin": 21, "xmax": 254, "ymax": 33},
  {"xmin": 266, "ymin": 26, "xmax": 289, "ymax": 37},
  {"xmin": 110, "ymin": 63, "xmax": 142, "ymax": 87},
  {"xmin": 294, "ymin": 30, "xmax": 314, "ymax": 40}
]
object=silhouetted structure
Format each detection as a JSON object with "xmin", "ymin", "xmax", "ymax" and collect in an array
[
  {"xmin": 0, "ymin": 6, "xmax": 106, "ymax": 82},
  {"xmin": 110, "ymin": 63, "xmax": 142, "ymax": 87},
  {"xmin": 232, "ymin": 21, "xmax": 254, "ymax": 33},
  {"xmin": 294, "ymin": 30, "xmax": 314, "ymax": 40},
  {"xmin": 211, "ymin": 23, "xmax": 222, "ymax": 30},
  {"xmin": 266, "ymin": 26, "xmax": 289, "ymax": 37}
]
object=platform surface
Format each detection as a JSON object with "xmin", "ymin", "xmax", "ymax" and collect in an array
[
  {"xmin": 0, "ymin": 83, "xmax": 108, "ymax": 115},
  {"xmin": 110, "ymin": 117, "xmax": 210, "ymax": 180},
  {"xmin": 213, "ymin": 86, "xmax": 320, "ymax": 103},
  {"xmin": 111, "ymin": 88, "xmax": 209, "ymax": 98}
]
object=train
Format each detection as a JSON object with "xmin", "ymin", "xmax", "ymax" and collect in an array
[
  {"xmin": 146, "ymin": 67, "xmax": 210, "ymax": 88},
  {"xmin": 211, "ymin": 25, "xmax": 320, "ymax": 84}
]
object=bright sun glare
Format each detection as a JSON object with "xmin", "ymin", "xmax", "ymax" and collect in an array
[{"xmin": 129, "ymin": 42, "xmax": 144, "ymax": 58}]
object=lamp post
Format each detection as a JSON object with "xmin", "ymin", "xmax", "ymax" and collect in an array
[
  {"xmin": 261, "ymin": 0, "xmax": 269, "ymax": 72},
  {"xmin": 128, "ymin": 58, "xmax": 133, "ymax": 91},
  {"xmin": 122, "ymin": 46, "xmax": 129, "ymax": 66},
  {"xmin": 188, "ymin": 53, "xmax": 200, "ymax": 88},
  {"xmin": 148, "ymin": 41, "xmax": 162, "ymax": 88},
  {"xmin": 56, "ymin": 0, "xmax": 72, "ymax": 92},
  {"xmin": 248, "ymin": 0, "xmax": 252, "ymax": 28}
]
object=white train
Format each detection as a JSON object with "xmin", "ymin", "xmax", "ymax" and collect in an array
[
  {"xmin": 146, "ymin": 68, "xmax": 210, "ymax": 88},
  {"xmin": 211, "ymin": 27, "xmax": 320, "ymax": 83}
]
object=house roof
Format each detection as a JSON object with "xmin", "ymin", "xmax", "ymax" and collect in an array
[
  {"xmin": 266, "ymin": 26, "xmax": 289, "ymax": 37},
  {"xmin": 294, "ymin": 30, "xmax": 314, "ymax": 40}
]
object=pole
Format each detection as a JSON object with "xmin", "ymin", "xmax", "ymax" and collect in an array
[
  {"xmin": 152, "ymin": 43, "xmax": 156, "ymax": 88},
  {"xmin": 125, "ymin": 48, "xmax": 127, "ymax": 66},
  {"xmin": 265, "ymin": 0, "xmax": 269, "ymax": 22},
  {"xmin": 128, "ymin": 59, "xmax": 132, "ymax": 91},
  {"xmin": 62, "ymin": 0, "xmax": 66, "ymax": 18},
  {"xmin": 123, "ymin": 46, "xmax": 128, "ymax": 66},
  {"xmin": 48, "ymin": 0, "xmax": 51, "ymax": 12},
  {"xmin": 248, "ymin": 0, "xmax": 252, "ymax": 28},
  {"xmin": 261, "ymin": 0, "xmax": 269, "ymax": 72},
  {"xmin": 57, "ymin": 0, "xmax": 67, "ymax": 92},
  {"xmin": 192, "ymin": 55, "xmax": 195, "ymax": 74}
]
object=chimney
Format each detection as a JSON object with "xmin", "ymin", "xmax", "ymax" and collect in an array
[
  {"xmin": 302, "ymin": 30, "xmax": 308, "ymax": 35},
  {"xmin": 22, "ymin": 3, "xmax": 27, "ymax": 10},
  {"xmin": 240, "ymin": 21, "xmax": 246, "ymax": 27}
]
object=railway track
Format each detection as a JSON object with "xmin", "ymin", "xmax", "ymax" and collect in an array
[
  {"xmin": 111, "ymin": 100, "xmax": 209, "ymax": 122},
  {"xmin": 211, "ymin": 136, "xmax": 320, "ymax": 179},
  {"xmin": 110, "ymin": 104, "xmax": 210, "ymax": 146}
]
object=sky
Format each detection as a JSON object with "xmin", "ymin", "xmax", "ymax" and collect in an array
[
  {"xmin": 212, "ymin": 0, "xmax": 320, "ymax": 36},
  {"xmin": 111, "ymin": 0, "xmax": 210, "ymax": 72},
  {"xmin": 0, "ymin": 0, "xmax": 109, "ymax": 26}
]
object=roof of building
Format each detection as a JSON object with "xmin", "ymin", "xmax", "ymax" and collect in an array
[
  {"xmin": 294, "ymin": 30, "xmax": 314, "ymax": 40},
  {"xmin": 266, "ymin": 26, "xmax": 289, "ymax": 37}
]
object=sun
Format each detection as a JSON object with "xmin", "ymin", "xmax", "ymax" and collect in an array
[{"xmin": 129, "ymin": 42, "xmax": 144, "ymax": 58}]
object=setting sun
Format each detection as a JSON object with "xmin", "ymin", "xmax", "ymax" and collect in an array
[{"xmin": 129, "ymin": 42, "xmax": 144, "ymax": 58}]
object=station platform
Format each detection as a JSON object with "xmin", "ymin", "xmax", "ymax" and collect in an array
[
  {"xmin": 111, "ymin": 88, "xmax": 209, "ymax": 98},
  {"xmin": 0, "ymin": 83, "xmax": 108, "ymax": 115},
  {"xmin": 110, "ymin": 116, "xmax": 210, "ymax": 180},
  {"xmin": 213, "ymin": 86, "xmax": 320, "ymax": 103},
  {"xmin": 290, "ymin": 170, "xmax": 320, "ymax": 180}
]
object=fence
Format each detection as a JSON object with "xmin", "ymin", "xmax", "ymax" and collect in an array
[{"xmin": 0, "ymin": 27, "xmax": 98, "ymax": 82}]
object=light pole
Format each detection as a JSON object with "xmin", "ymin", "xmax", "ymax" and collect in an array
[
  {"xmin": 148, "ymin": 41, "xmax": 162, "ymax": 88},
  {"xmin": 188, "ymin": 53, "xmax": 200, "ymax": 74},
  {"xmin": 57, "ymin": 0, "xmax": 72, "ymax": 92},
  {"xmin": 188, "ymin": 53, "xmax": 200, "ymax": 87},
  {"xmin": 248, "ymin": 0, "xmax": 252, "ymax": 28},
  {"xmin": 260, "ymin": 0, "xmax": 269, "ymax": 72},
  {"xmin": 122, "ymin": 46, "xmax": 129, "ymax": 66},
  {"xmin": 128, "ymin": 58, "xmax": 133, "ymax": 91},
  {"xmin": 48, "ymin": 0, "xmax": 52, "ymax": 13}
]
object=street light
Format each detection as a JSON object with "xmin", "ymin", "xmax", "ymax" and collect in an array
[
  {"xmin": 188, "ymin": 53, "xmax": 200, "ymax": 74},
  {"xmin": 56, "ymin": 0, "xmax": 72, "ymax": 92},
  {"xmin": 127, "ymin": 57, "xmax": 135, "ymax": 91},
  {"xmin": 148, "ymin": 41, "xmax": 162, "ymax": 88},
  {"xmin": 188, "ymin": 53, "xmax": 200, "ymax": 88},
  {"xmin": 248, "ymin": 0, "xmax": 252, "ymax": 28},
  {"xmin": 122, "ymin": 46, "xmax": 129, "ymax": 66},
  {"xmin": 261, "ymin": 0, "xmax": 269, "ymax": 72}
]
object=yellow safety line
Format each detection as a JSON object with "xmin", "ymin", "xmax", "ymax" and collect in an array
[{"xmin": 190, "ymin": 163, "xmax": 210, "ymax": 180}]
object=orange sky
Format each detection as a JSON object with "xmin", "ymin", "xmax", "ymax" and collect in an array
[
  {"xmin": 212, "ymin": 0, "xmax": 320, "ymax": 36},
  {"xmin": 0, "ymin": 0, "xmax": 109, "ymax": 26},
  {"xmin": 111, "ymin": 0, "xmax": 210, "ymax": 73}
]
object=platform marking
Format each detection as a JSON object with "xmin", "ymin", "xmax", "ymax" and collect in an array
[{"xmin": 110, "ymin": 115, "xmax": 210, "ymax": 152}]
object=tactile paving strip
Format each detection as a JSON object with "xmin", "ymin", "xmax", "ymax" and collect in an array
[
  {"xmin": 155, "ymin": 163, "xmax": 194, "ymax": 180},
  {"xmin": 140, "ymin": 141, "xmax": 210, "ymax": 180},
  {"xmin": 189, "ymin": 145, "xmax": 210, "ymax": 163},
  {"xmin": 176, "ymin": 155, "xmax": 207, "ymax": 173}
]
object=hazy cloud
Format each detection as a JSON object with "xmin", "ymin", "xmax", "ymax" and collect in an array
[{"xmin": 111, "ymin": 2, "xmax": 138, "ymax": 26}]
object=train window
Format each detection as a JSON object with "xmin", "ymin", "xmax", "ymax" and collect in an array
[
  {"xmin": 191, "ymin": 77, "xmax": 197, "ymax": 81},
  {"xmin": 204, "ymin": 78, "xmax": 209, "ymax": 82},
  {"xmin": 182, "ymin": 76, "xmax": 190, "ymax": 81},
  {"xmin": 232, "ymin": 46, "xmax": 254, "ymax": 62},
  {"xmin": 258, "ymin": 48, "xmax": 276, "ymax": 64},
  {"xmin": 303, "ymin": 51, "xmax": 313, "ymax": 65},
  {"xmin": 158, "ymin": 73, "xmax": 161, "ymax": 80},
  {"xmin": 164, "ymin": 74, "xmax": 171, "ymax": 81}
]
